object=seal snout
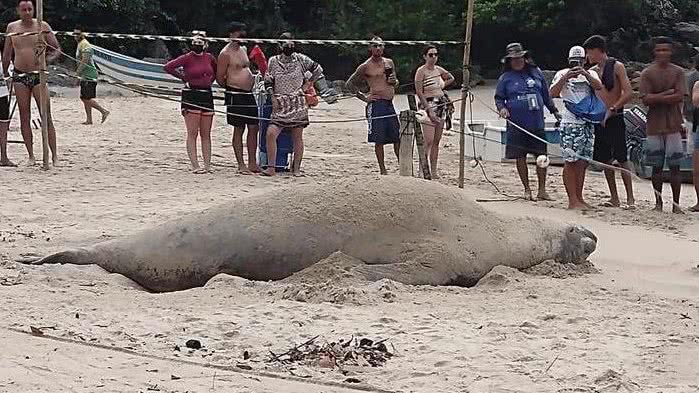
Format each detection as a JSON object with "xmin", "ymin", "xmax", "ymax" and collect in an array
[{"xmin": 558, "ymin": 225, "xmax": 598, "ymax": 264}]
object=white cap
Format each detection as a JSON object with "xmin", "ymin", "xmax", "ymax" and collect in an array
[{"xmin": 568, "ymin": 46, "xmax": 585, "ymax": 59}]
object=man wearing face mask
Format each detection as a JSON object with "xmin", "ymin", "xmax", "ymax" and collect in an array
[
  {"xmin": 346, "ymin": 36, "xmax": 400, "ymax": 175},
  {"xmin": 261, "ymin": 32, "xmax": 327, "ymax": 176},
  {"xmin": 217, "ymin": 21, "xmax": 260, "ymax": 174}
]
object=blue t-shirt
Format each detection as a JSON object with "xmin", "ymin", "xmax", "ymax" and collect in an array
[{"xmin": 495, "ymin": 67, "xmax": 554, "ymax": 132}]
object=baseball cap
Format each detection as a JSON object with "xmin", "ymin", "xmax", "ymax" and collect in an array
[{"xmin": 568, "ymin": 45, "xmax": 585, "ymax": 59}]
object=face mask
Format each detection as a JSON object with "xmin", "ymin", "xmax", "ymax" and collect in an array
[
  {"xmin": 282, "ymin": 46, "xmax": 294, "ymax": 56},
  {"xmin": 192, "ymin": 45, "xmax": 204, "ymax": 54}
]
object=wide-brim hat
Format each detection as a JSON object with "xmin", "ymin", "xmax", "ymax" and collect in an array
[{"xmin": 501, "ymin": 42, "xmax": 529, "ymax": 63}]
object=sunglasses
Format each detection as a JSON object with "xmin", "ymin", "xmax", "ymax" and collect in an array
[
  {"xmin": 371, "ymin": 44, "xmax": 384, "ymax": 49},
  {"xmin": 427, "ymin": 53, "xmax": 439, "ymax": 58}
]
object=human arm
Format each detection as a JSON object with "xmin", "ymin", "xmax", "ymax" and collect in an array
[
  {"xmin": 415, "ymin": 67, "xmax": 427, "ymax": 107},
  {"xmin": 439, "ymin": 66, "xmax": 455, "ymax": 89},
  {"xmin": 693, "ymin": 81, "xmax": 699, "ymax": 108},
  {"xmin": 534, "ymin": 68, "xmax": 559, "ymax": 117},
  {"xmin": 209, "ymin": 54, "xmax": 217, "ymax": 85},
  {"xmin": 386, "ymin": 59, "xmax": 398, "ymax": 87},
  {"xmin": 608, "ymin": 62, "xmax": 633, "ymax": 111},
  {"xmin": 494, "ymin": 74, "xmax": 509, "ymax": 118},
  {"xmin": 3, "ymin": 25, "xmax": 13, "ymax": 78},
  {"xmin": 163, "ymin": 54, "xmax": 188, "ymax": 82},
  {"xmin": 581, "ymin": 68, "xmax": 603, "ymax": 91},
  {"xmin": 215, "ymin": 50, "xmax": 228, "ymax": 87},
  {"xmin": 298, "ymin": 54, "xmax": 324, "ymax": 82},
  {"xmin": 43, "ymin": 23, "xmax": 61, "ymax": 63},
  {"xmin": 550, "ymin": 69, "xmax": 575, "ymax": 98},
  {"xmin": 640, "ymin": 70, "xmax": 684, "ymax": 105}
]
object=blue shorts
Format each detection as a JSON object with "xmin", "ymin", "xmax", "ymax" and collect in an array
[
  {"xmin": 560, "ymin": 123, "xmax": 595, "ymax": 163},
  {"xmin": 694, "ymin": 130, "xmax": 699, "ymax": 151},
  {"xmin": 367, "ymin": 99, "xmax": 400, "ymax": 145},
  {"xmin": 646, "ymin": 133, "xmax": 684, "ymax": 168}
]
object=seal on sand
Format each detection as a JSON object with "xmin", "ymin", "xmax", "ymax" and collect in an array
[{"xmin": 27, "ymin": 177, "xmax": 597, "ymax": 292}]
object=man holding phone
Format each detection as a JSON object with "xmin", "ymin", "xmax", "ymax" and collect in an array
[
  {"xmin": 550, "ymin": 46, "xmax": 604, "ymax": 210},
  {"xmin": 346, "ymin": 36, "xmax": 400, "ymax": 175}
]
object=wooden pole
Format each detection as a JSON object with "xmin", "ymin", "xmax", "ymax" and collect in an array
[
  {"xmin": 36, "ymin": 0, "xmax": 50, "ymax": 170},
  {"xmin": 398, "ymin": 110, "xmax": 414, "ymax": 176},
  {"xmin": 459, "ymin": 0, "xmax": 475, "ymax": 188},
  {"xmin": 407, "ymin": 94, "xmax": 431, "ymax": 180}
]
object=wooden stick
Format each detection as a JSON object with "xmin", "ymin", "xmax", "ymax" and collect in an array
[
  {"xmin": 459, "ymin": 0, "xmax": 476, "ymax": 188},
  {"xmin": 36, "ymin": 0, "xmax": 50, "ymax": 170},
  {"xmin": 407, "ymin": 94, "xmax": 431, "ymax": 180},
  {"xmin": 398, "ymin": 110, "xmax": 414, "ymax": 176}
]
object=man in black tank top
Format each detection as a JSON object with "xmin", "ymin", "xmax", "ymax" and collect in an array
[{"xmin": 584, "ymin": 35, "xmax": 635, "ymax": 208}]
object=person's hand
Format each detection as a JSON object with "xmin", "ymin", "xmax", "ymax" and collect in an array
[
  {"xmin": 498, "ymin": 107, "xmax": 510, "ymax": 119},
  {"xmin": 271, "ymin": 95, "xmax": 280, "ymax": 112},
  {"xmin": 565, "ymin": 67, "xmax": 583, "ymax": 80},
  {"xmin": 553, "ymin": 111, "xmax": 562, "ymax": 122},
  {"xmin": 662, "ymin": 88, "xmax": 676, "ymax": 95},
  {"xmin": 602, "ymin": 108, "xmax": 613, "ymax": 127},
  {"xmin": 387, "ymin": 74, "xmax": 397, "ymax": 86},
  {"xmin": 428, "ymin": 110, "xmax": 440, "ymax": 125}
]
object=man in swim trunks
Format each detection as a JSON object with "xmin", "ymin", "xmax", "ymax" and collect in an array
[
  {"xmin": 639, "ymin": 37, "xmax": 686, "ymax": 214},
  {"xmin": 75, "ymin": 30, "xmax": 109, "ymax": 125},
  {"xmin": 217, "ymin": 21, "xmax": 260, "ymax": 174},
  {"xmin": 346, "ymin": 36, "xmax": 401, "ymax": 175},
  {"xmin": 2, "ymin": 0, "xmax": 62, "ymax": 166},
  {"xmin": 584, "ymin": 35, "xmax": 635, "ymax": 208}
]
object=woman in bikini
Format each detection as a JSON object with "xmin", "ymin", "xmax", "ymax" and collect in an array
[
  {"xmin": 414, "ymin": 45, "xmax": 454, "ymax": 179},
  {"xmin": 164, "ymin": 32, "xmax": 217, "ymax": 173}
]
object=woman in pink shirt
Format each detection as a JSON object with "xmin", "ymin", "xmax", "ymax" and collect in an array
[{"xmin": 164, "ymin": 32, "xmax": 217, "ymax": 173}]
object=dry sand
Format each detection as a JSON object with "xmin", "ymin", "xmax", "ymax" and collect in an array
[{"xmin": 1, "ymin": 86, "xmax": 698, "ymax": 392}]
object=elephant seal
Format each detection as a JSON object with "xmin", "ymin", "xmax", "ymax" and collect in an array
[{"xmin": 29, "ymin": 177, "xmax": 597, "ymax": 292}]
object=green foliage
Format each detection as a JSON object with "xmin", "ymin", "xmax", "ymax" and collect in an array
[{"xmin": 0, "ymin": 0, "xmax": 697, "ymax": 80}]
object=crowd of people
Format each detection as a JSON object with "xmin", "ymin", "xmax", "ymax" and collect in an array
[
  {"xmin": 496, "ymin": 35, "xmax": 699, "ymax": 213},
  {"xmin": 2, "ymin": 0, "xmax": 699, "ymax": 214}
]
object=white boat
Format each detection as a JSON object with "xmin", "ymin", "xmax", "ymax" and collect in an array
[{"xmin": 92, "ymin": 45, "xmax": 185, "ymax": 91}]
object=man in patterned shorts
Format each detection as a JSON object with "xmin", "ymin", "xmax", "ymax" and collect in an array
[{"xmin": 550, "ymin": 46, "xmax": 604, "ymax": 210}]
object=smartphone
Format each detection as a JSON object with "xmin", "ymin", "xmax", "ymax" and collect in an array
[
  {"xmin": 384, "ymin": 66, "xmax": 393, "ymax": 79},
  {"xmin": 569, "ymin": 59, "xmax": 582, "ymax": 68}
]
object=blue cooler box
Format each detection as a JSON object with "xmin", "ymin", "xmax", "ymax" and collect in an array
[{"xmin": 258, "ymin": 101, "xmax": 293, "ymax": 171}]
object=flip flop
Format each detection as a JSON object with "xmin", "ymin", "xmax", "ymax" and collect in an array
[
  {"xmin": 689, "ymin": 206, "xmax": 699, "ymax": 213},
  {"xmin": 260, "ymin": 170, "xmax": 275, "ymax": 177},
  {"xmin": 599, "ymin": 201, "xmax": 620, "ymax": 208}
]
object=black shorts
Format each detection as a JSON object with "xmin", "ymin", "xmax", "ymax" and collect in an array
[
  {"xmin": 593, "ymin": 113, "xmax": 627, "ymax": 163},
  {"xmin": 225, "ymin": 88, "xmax": 258, "ymax": 127},
  {"xmin": 80, "ymin": 81, "xmax": 97, "ymax": 100},
  {"xmin": 181, "ymin": 89, "xmax": 214, "ymax": 115},
  {"xmin": 0, "ymin": 96, "xmax": 9, "ymax": 121},
  {"xmin": 505, "ymin": 127, "xmax": 547, "ymax": 159}
]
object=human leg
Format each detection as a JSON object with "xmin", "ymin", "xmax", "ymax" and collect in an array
[
  {"xmin": 199, "ymin": 114, "xmax": 213, "ymax": 172},
  {"xmin": 262, "ymin": 124, "xmax": 282, "ymax": 176},
  {"xmin": 290, "ymin": 127, "xmax": 304, "ymax": 175},
  {"xmin": 14, "ymin": 83, "xmax": 34, "ymax": 164},
  {"xmin": 183, "ymin": 112, "xmax": 201, "ymax": 171},
  {"xmin": 247, "ymin": 124, "xmax": 260, "ymax": 172}
]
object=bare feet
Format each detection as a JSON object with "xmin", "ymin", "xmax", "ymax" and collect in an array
[
  {"xmin": 27, "ymin": 157, "xmax": 36, "ymax": 167},
  {"xmin": 652, "ymin": 204, "xmax": 663, "ymax": 212},
  {"xmin": 600, "ymin": 199, "xmax": 621, "ymax": 208},
  {"xmin": 52, "ymin": 157, "xmax": 60, "ymax": 167},
  {"xmin": 0, "ymin": 159, "xmax": 17, "ymax": 167},
  {"xmin": 567, "ymin": 202, "xmax": 588, "ymax": 210},
  {"xmin": 673, "ymin": 205, "xmax": 685, "ymax": 215},
  {"xmin": 261, "ymin": 168, "xmax": 276, "ymax": 177},
  {"xmin": 536, "ymin": 192, "xmax": 554, "ymax": 201},
  {"xmin": 101, "ymin": 111, "xmax": 110, "ymax": 124},
  {"xmin": 626, "ymin": 197, "xmax": 635, "ymax": 207},
  {"xmin": 82, "ymin": 121, "xmax": 93, "ymax": 125},
  {"xmin": 249, "ymin": 164, "xmax": 262, "ymax": 174},
  {"xmin": 432, "ymin": 171, "xmax": 441, "ymax": 180},
  {"xmin": 193, "ymin": 168, "xmax": 207, "ymax": 174},
  {"xmin": 689, "ymin": 204, "xmax": 699, "ymax": 213},
  {"xmin": 292, "ymin": 171, "xmax": 304, "ymax": 177},
  {"xmin": 523, "ymin": 189, "xmax": 535, "ymax": 201},
  {"xmin": 380, "ymin": 169, "xmax": 388, "ymax": 175},
  {"xmin": 238, "ymin": 164, "xmax": 252, "ymax": 175}
]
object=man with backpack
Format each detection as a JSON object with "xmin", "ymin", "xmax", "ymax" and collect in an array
[
  {"xmin": 584, "ymin": 35, "xmax": 635, "ymax": 208},
  {"xmin": 550, "ymin": 46, "xmax": 604, "ymax": 210}
]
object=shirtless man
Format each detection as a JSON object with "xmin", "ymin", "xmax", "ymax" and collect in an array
[
  {"xmin": 346, "ymin": 36, "xmax": 400, "ymax": 175},
  {"xmin": 217, "ymin": 21, "xmax": 260, "ymax": 173},
  {"xmin": 2, "ymin": 0, "xmax": 62, "ymax": 166},
  {"xmin": 584, "ymin": 35, "xmax": 635, "ymax": 208}
]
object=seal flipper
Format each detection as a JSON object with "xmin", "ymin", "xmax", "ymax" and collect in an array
[{"xmin": 29, "ymin": 248, "xmax": 95, "ymax": 266}]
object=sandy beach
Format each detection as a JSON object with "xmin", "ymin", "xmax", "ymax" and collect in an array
[{"xmin": 1, "ymin": 85, "xmax": 698, "ymax": 392}]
